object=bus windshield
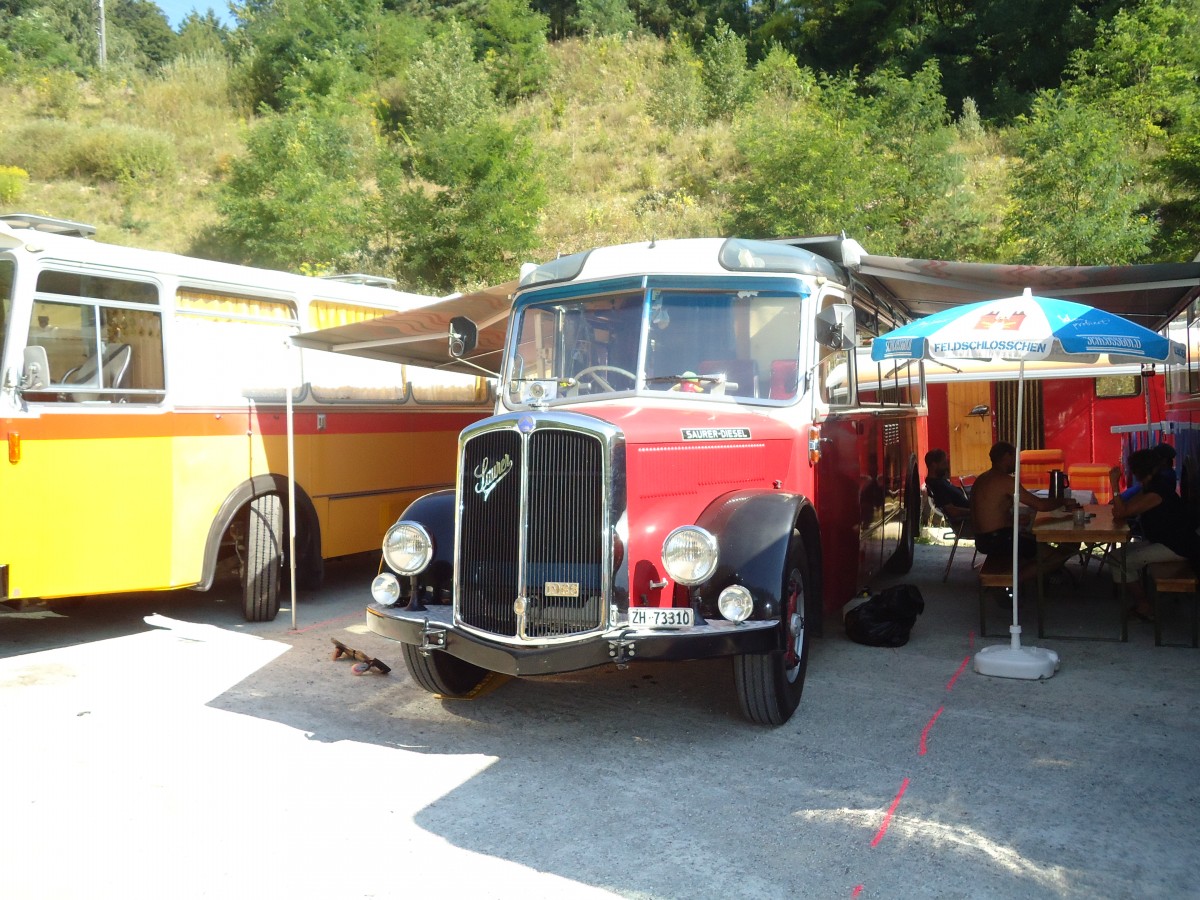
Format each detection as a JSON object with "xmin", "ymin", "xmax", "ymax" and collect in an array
[{"xmin": 504, "ymin": 287, "xmax": 805, "ymax": 406}]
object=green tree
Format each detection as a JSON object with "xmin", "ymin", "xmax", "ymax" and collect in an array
[
  {"xmin": 699, "ymin": 19, "xmax": 748, "ymax": 120},
  {"xmin": 863, "ymin": 62, "xmax": 983, "ymax": 259},
  {"xmin": 1002, "ymin": 93, "xmax": 1155, "ymax": 265},
  {"xmin": 402, "ymin": 20, "xmax": 496, "ymax": 137},
  {"xmin": 230, "ymin": 0, "xmax": 383, "ymax": 110},
  {"xmin": 1154, "ymin": 123, "xmax": 1200, "ymax": 260},
  {"xmin": 728, "ymin": 77, "xmax": 880, "ymax": 241},
  {"xmin": 1067, "ymin": 0, "xmax": 1200, "ymax": 145},
  {"xmin": 379, "ymin": 120, "xmax": 546, "ymax": 291},
  {"xmin": 111, "ymin": 0, "xmax": 178, "ymax": 70},
  {"xmin": 570, "ymin": 0, "xmax": 636, "ymax": 36},
  {"xmin": 1, "ymin": 3, "xmax": 85, "ymax": 73},
  {"xmin": 211, "ymin": 107, "xmax": 372, "ymax": 269},
  {"xmin": 646, "ymin": 32, "xmax": 704, "ymax": 129},
  {"xmin": 474, "ymin": 0, "xmax": 550, "ymax": 101},
  {"xmin": 177, "ymin": 10, "xmax": 230, "ymax": 59},
  {"xmin": 747, "ymin": 42, "xmax": 815, "ymax": 103}
]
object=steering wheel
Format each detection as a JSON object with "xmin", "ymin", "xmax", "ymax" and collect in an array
[{"xmin": 573, "ymin": 365, "xmax": 637, "ymax": 393}]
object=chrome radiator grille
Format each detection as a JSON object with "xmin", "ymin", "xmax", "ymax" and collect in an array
[{"xmin": 457, "ymin": 425, "xmax": 606, "ymax": 640}]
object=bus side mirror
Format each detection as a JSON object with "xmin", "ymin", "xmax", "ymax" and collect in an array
[
  {"xmin": 449, "ymin": 316, "xmax": 478, "ymax": 358},
  {"xmin": 21, "ymin": 345, "xmax": 49, "ymax": 391},
  {"xmin": 815, "ymin": 304, "xmax": 856, "ymax": 351}
]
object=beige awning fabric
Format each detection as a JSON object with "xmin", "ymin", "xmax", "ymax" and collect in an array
[
  {"xmin": 290, "ymin": 280, "xmax": 518, "ymax": 377},
  {"xmin": 291, "ymin": 250, "xmax": 1200, "ymax": 376},
  {"xmin": 854, "ymin": 256, "xmax": 1200, "ymax": 331}
]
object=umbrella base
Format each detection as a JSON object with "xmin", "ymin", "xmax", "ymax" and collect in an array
[{"xmin": 973, "ymin": 643, "xmax": 1060, "ymax": 680}]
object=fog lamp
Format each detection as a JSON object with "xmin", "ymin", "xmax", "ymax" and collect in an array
[
  {"xmin": 382, "ymin": 521, "xmax": 433, "ymax": 575},
  {"xmin": 371, "ymin": 572, "xmax": 402, "ymax": 606},
  {"xmin": 661, "ymin": 526, "xmax": 718, "ymax": 585},
  {"xmin": 718, "ymin": 585, "xmax": 754, "ymax": 623}
]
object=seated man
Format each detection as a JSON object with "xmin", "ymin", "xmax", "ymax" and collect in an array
[
  {"xmin": 924, "ymin": 448, "xmax": 969, "ymax": 524},
  {"xmin": 970, "ymin": 441, "xmax": 1077, "ymax": 581},
  {"xmin": 1108, "ymin": 447, "xmax": 1200, "ymax": 622}
]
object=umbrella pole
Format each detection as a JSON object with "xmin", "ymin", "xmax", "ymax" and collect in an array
[
  {"xmin": 1010, "ymin": 364, "xmax": 1023, "ymax": 648},
  {"xmin": 972, "ymin": 354, "xmax": 1060, "ymax": 679}
]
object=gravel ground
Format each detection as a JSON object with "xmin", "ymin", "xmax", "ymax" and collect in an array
[{"xmin": 2, "ymin": 544, "xmax": 1197, "ymax": 899}]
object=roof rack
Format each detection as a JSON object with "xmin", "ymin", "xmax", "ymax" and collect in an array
[
  {"xmin": 320, "ymin": 273, "xmax": 397, "ymax": 289},
  {"xmin": 0, "ymin": 213, "xmax": 96, "ymax": 239}
]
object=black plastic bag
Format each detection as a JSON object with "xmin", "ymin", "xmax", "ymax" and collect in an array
[{"xmin": 843, "ymin": 584, "xmax": 925, "ymax": 647}]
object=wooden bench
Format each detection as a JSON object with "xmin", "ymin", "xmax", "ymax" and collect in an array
[
  {"xmin": 1147, "ymin": 561, "xmax": 1199, "ymax": 648},
  {"xmin": 977, "ymin": 555, "xmax": 1013, "ymax": 637}
]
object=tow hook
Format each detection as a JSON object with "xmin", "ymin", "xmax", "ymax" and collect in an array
[
  {"xmin": 418, "ymin": 619, "xmax": 448, "ymax": 655},
  {"xmin": 608, "ymin": 635, "xmax": 638, "ymax": 669}
]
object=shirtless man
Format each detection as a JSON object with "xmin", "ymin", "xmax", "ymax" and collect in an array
[{"xmin": 970, "ymin": 441, "xmax": 1077, "ymax": 579}]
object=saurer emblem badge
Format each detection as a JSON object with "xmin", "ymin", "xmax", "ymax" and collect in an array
[{"xmin": 474, "ymin": 454, "xmax": 513, "ymax": 501}]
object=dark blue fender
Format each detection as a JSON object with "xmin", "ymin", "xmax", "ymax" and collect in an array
[
  {"xmin": 693, "ymin": 490, "xmax": 819, "ymax": 627},
  {"xmin": 394, "ymin": 489, "xmax": 457, "ymax": 604}
]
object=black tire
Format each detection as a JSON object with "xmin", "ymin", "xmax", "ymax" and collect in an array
[
  {"xmin": 242, "ymin": 493, "xmax": 283, "ymax": 622},
  {"xmin": 401, "ymin": 643, "xmax": 489, "ymax": 696},
  {"xmin": 734, "ymin": 530, "xmax": 811, "ymax": 725},
  {"xmin": 885, "ymin": 461, "xmax": 920, "ymax": 575}
]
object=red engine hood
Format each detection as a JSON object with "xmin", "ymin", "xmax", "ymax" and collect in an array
[{"xmin": 569, "ymin": 399, "xmax": 797, "ymax": 445}]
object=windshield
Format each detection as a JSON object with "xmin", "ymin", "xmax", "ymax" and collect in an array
[{"xmin": 504, "ymin": 287, "xmax": 805, "ymax": 406}]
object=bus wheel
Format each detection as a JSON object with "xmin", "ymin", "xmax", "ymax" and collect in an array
[
  {"xmin": 401, "ymin": 644, "xmax": 489, "ymax": 697},
  {"xmin": 885, "ymin": 460, "xmax": 921, "ymax": 574},
  {"xmin": 733, "ymin": 531, "xmax": 811, "ymax": 725},
  {"xmin": 242, "ymin": 493, "xmax": 283, "ymax": 622}
]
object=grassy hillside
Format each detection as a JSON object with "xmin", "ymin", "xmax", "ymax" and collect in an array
[{"xmin": 2, "ymin": 36, "xmax": 1004, "ymax": 281}]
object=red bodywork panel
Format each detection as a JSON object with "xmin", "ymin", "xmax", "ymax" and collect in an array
[{"xmin": 578, "ymin": 400, "xmax": 809, "ymax": 609}]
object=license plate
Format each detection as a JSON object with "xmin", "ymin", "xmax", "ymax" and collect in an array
[{"xmin": 629, "ymin": 607, "xmax": 695, "ymax": 628}]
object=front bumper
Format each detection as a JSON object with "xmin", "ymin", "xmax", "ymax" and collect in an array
[{"xmin": 367, "ymin": 603, "xmax": 780, "ymax": 676}]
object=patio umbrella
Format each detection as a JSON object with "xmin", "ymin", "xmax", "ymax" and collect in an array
[{"xmin": 872, "ymin": 288, "xmax": 1186, "ymax": 679}]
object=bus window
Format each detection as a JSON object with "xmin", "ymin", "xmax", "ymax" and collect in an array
[
  {"xmin": 176, "ymin": 289, "xmax": 299, "ymax": 405},
  {"xmin": 818, "ymin": 292, "xmax": 853, "ymax": 406},
  {"xmin": 28, "ymin": 270, "xmax": 164, "ymax": 403},
  {"xmin": 1, "ymin": 259, "xmax": 13, "ymax": 363}
]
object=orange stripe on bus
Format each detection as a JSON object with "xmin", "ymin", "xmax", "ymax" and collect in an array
[{"xmin": 3, "ymin": 408, "xmax": 485, "ymax": 441}]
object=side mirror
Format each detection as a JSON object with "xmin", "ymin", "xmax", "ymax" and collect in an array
[
  {"xmin": 21, "ymin": 345, "xmax": 50, "ymax": 391},
  {"xmin": 449, "ymin": 316, "xmax": 478, "ymax": 358},
  {"xmin": 815, "ymin": 304, "xmax": 856, "ymax": 351}
]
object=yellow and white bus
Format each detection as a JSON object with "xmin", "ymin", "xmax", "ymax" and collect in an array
[{"xmin": 0, "ymin": 214, "xmax": 491, "ymax": 620}]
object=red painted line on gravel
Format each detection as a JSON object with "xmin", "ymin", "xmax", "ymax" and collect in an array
[
  {"xmin": 288, "ymin": 611, "xmax": 362, "ymax": 633},
  {"xmin": 919, "ymin": 706, "xmax": 944, "ymax": 756},
  {"xmin": 851, "ymin": 885, "xmax": 864, "ymax": 896},
  {"xmin": 870, "ymin": 778, "xmax": 909, "ymax": 847},
  {"xmin": 946, "ymin": 656, "xmax": 970, "ymax": 691}
]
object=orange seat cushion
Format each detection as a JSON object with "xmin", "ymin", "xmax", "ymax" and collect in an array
[{"xmin": 1067, "ymin": 463, "xmax": 1115, "ymax": 504}]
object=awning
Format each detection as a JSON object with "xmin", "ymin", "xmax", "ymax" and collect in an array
[
  {"xmin": 291, "ymin": 250, "xmax": 1200, "ymax": 375},
  {"xmin": 290, "ymin": 280, "xmax": 518, "ymax": 377},
  {"xmin": 854, "ymin": 256, "xmax": 1200, "ymax": 331}
]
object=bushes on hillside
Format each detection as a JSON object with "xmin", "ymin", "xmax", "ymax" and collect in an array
[{"xmin": 0, "ymin": 120, "xmax": 175, "ymax": 182}]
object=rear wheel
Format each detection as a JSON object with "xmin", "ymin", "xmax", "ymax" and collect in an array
[
  {"xmin": 885, "ymin": 460, "xmax": 920, "ymax": 574},
  {"xmin": 241, "ymin": 493, "xmax": 283, "ymax": 622},
  {"xmin": 401, "ymin": 644, "xmax": 489, "ymax": 696},
  {"xmin": 734, "ymin": 530, "xmax": 811, "ymax": 725}
]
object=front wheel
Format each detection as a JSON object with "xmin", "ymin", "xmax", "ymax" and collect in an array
[
  {"xmin": 241, "ymin": 493, "xmax": 283, "ymax": 622},
  {"xmin": 734, "ymin": 530, "xmax": 811, "ymax": 725},
  {"xmin": 401, "ymin": 644, "xmax": 489, "ymax": 697}
]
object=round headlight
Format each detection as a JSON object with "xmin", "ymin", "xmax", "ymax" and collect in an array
[
  {"xmin": 661, "ymin": 526, "xmax": 719, "ymax": 585},
  {"xmin": 382, "ymin": 521, "xmax": 433, "ymax": 575},
  {"xmin": 371, "ymin": 572, "xmax": 402, "ymax": 606},
  {"xmin": 718, "ymin": 585, "xmax": 754, "ymax": 623}
]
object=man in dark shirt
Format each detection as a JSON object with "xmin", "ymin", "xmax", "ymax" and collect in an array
[
  {"xmin": 924, "ymin": 448, "xmax": 970, "ymax": 523},
  {"xmin": 1109, "ymin": 446, "xmax": 1200, "ymax": 621}
]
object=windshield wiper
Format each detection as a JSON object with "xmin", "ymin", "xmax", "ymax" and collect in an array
[{"xmin": 644, "ymin": 373, "xmax": 722, "ymax": 385}]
